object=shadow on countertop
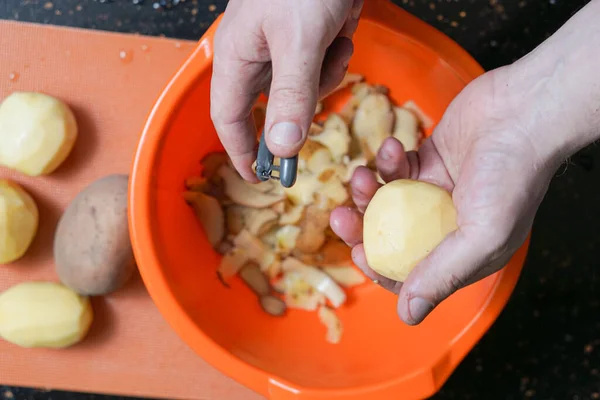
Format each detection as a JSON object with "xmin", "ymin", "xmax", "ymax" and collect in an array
[{"xmin": 1, "ymin": 0, "xmax": 598, "ymax": 399}]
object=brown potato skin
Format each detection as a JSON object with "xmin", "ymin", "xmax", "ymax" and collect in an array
[{"xmin": 54, "ymin": 174, "xmax": 136, "ymax": 296}]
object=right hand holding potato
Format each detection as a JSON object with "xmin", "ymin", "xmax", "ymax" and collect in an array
[
  {"xmin": 331, "ymin": 66, "xmax": 562, "ymax": 325},
  {"xmin": 331, "ymin": 0, "xmax": 600, "ymax": 325},
  {"xmin": 210, "ymin": 0, "xmax": 363, "ymax": 181}
]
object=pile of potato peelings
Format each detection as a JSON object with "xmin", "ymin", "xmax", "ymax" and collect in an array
[{"xmin": 183, "ymin": 73, "xmax": 431, "ymax": 344}]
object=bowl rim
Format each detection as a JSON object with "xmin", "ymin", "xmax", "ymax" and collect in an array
[{"xmin": 129, "ymin": 2, "xmax": 529, "ymax": 398}]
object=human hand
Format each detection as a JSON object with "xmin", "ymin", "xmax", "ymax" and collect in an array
[
  {"xmin": 210, "ymin": 0, "xmax": 363, "ymax": 182},
  {"xmin": 330, "ymin": 66, "xmax": 562, "ymax": 325}
]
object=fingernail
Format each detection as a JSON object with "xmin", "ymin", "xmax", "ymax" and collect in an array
[
  {"xmin": 408, "ymin": 297, "xmax": 434, "ymax": 324},
  {"xmin": 342, "ymin": 48, "xmax": 354, "ymax": 69},
  {"xmin": 269, "ymin": 122, "xmax": 303, "ymax": 147}
]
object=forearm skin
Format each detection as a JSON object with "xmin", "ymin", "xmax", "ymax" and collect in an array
[{"xmin": 500, "ymin": 0, "xmax": 600, "ymax": 165}]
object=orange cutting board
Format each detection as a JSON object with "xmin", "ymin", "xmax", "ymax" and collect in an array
[{"xmin": 0, "ymin": 20, "xmax": 262, "ymax": 400}]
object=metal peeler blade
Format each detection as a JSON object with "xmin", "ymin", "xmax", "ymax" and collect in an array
[{"xmin": 255, "ymin": 130, "xmax": 298, "ymax": 188}]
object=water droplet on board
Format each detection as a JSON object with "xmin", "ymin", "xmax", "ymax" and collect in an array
[
  {"xmin": 9, "ymin": 72, "xmax": 19, "ymax": 82},
  {"xmin": 174, "ymin": 41, "xmax": 181, "ymax": 49},
  {"xmin": 141, "ymin": 44, "xmax": 150, "ymax": 52},
  {"xmin": 119, "ymin": 49, "xmax": 133, "ymax": 64}
]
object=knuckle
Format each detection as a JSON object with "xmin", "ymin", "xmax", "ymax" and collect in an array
[
  {"xmin": 269, "ymin": 81, "xmax": 313, "ymax": 110},
  {"xmin": 440, "ymin": 272, "xmax": 468, "ymax": 297}
]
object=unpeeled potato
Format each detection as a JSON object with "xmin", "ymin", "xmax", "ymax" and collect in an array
[
  {"xmin": 0, "ymin": 281, "xmax": 93, "ymax": 348},
  {"xmin": 0, "ymin": 180, "xmax": 39, "ymax": 264},
  {"xmin": 363, "ymin": 179, "xmax": 457, "ymax": 282},
  {"xmin": 54, "ymin": 174, "xmax": 136, "ymax": 296},
  {"xmin": 0, "ymin": 92, "xmax": 78, "ymax": 176}
]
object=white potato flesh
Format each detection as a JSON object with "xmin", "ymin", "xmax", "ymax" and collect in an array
[
  {"xmin": 363, "ymin": 180, "xmax": 457, "ymax": 282},
  {"xmin": 0, "ymin": 180, "xmax": 39, "ymax": 264},
  {"xmin": 393, "ymin": 107, "xmax": 420, "ymax": 151},
  {"xmin": 0, "ymin": 92, "xmax": 78, "ymax": 176},
  {"xmin": 0, "ymin": 282, "xmax": 93, "ymax": 348},
  {"xmin": 351, "ymin": 93, "xmax": 394, "ymax": 160}
]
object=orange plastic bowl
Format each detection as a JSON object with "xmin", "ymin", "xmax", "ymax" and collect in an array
[{"xmin": 129, "ymin": 1, "xmax": 529, "ymax": 399}]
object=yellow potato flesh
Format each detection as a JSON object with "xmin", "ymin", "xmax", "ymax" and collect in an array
[
  {"xmin": 0, "ymin": 92, "xmax": 78, "ymax": 176},
  {"xmin": 363, "ymin": 179, "xmax": 458, "ymax": 282},
  {"xmin": 0, "ymin": 180, "xmax": 39, "ymax": 264},
  {"xmin": 0, "ymin": 282, "xmax": 93, "ymax": 348}
]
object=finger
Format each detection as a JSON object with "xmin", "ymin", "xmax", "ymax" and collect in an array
[
  {"xmin": 339, "ymin": 0, "xmax": 364, "ymax": 38},
  {"xmin": 263, "ymin": 40, "xmax": 324, "ymax": 158},
  {"xmin": 210, "ymin": 34, "xmax": 269, "ymax": 182},
  {"xmin": 329, "ymin": 206, "xmax": 363, "ymax": 246},
  {"xmin": 415, "ymin": 139, "xmax": 455, "ymax": 191},
  {"xmin": 396, "ymin": 229, "xmax": 495, "ymax": 325},
  {"xmin": 376, "ymin": 137, "xmax": 410, "ymax": 182},
  {"xmin": 351, "ymin": 244, "xmax": 401, "ymax": 293},
  {"xmin": 350, "ymin": 166, "xmax": 381, "ymax": 213},
  {"xmin": 406, "ymin": 151, "xmax": 420, "ymax": 179},
  {"xmin": 318, "ymin": 37, "xmax": 354, "ymax": 99}
]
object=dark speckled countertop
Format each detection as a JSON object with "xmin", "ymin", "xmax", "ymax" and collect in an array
[{"xmin": 1, "ymin": 0, "xmax": 599, "ymax": 399}]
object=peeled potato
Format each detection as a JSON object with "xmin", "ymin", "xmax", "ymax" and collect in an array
[
  {"xmin": 0, "ymin": 180, "xmax": 39, "ymax": 264},
  {"xmin": 363, "ymin": 180, "xmax": 458, "ymax": 282},
  {"xmin": 0, "ymin": 92, "xmax": 78, "ymax": 176},
  {"xmin": 0, "ymin": 281, "xmax": 93, "ymax": 348}
]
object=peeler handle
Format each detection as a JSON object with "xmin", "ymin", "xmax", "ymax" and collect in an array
[{"xmin": 278, "ymin": 155, "xmax": 298, "ymax": 188}]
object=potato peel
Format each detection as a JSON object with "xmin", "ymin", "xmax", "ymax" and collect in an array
[
  {"xmin": 200, "ymin": 152, "xmax": 230, "ymax": 180},
  {"xmin": 233, "ymin": 229, "xmax": 277, "ymax": 272},
  {"xmin": 183, "ymin": 191, "xmax": 225, "ymax": 248},
  {"xmin": 296, "ymin": 205, "xmax": 329, "ymax": 253},
  {"xmin": 393, "ymin": 106, "xmax": 421, "ymax": 152},
  {"xmin": 218, "ymin": 165, "xmax": 284, "ymax": 208},
  {"xmin": 274, "ymin": 270, "xmax": 326, "ymax": 311},
  {"xmin": 279, "ymin": 204, "xmax": 305, "ymax": 225},
  {"xmin": 281, "ymin": 257, "xmax": 346, "ymax": 308},
  {"xmin": 309, "ymin": 122, "xmax": 324, "ymax": 136},
  {"xmin": 402, "ymin": 100, "xmax": 433, "ymax": 130},
  {"xmin": 184, "ymin": 77, "xmax": 432, "ymax": 344},
  {"xmin": 323, "ymin": 266, "xmax": 366, "ymax": 288},
  {"xmin": 320, "ymin": 177, "xmax": 349, "ymax": 209},
  {"xmin": 352, "ymin": 93, "xmax": 395, "ymax": 160},
  {"xmin": 342, "ymin": 157, "xmax": 368, "ymax": 183},
  {"xmin": 260, "ymin": 295, "xmax": 287, "ymax": 317},
  {"xmin": 218, "ymin": 247, "xmax": 249, "ymax": 281},
  {"xmin": 275, "ymin": 225, "xmax": 301, "ymax": 253},
  {"xmin": 332, "ymin": 72, "xmax": 364, "ymax": 94},
  {"xmin": 309, "ymin": 114, "xmax": 351, "ymax": 162},
  {"xmin": 299, "ymin": 141, "xmax": 333, "ymax": 175},
  {"xmin": 239, "ymin": 263, "xmax": 270, "ymax": 296},
  {"xmin": 296, "ymin": 239, "xmax": 352, "ymax": 267},
  {"xmin": 245, "ymin": 208, "xmax": 279, "ymax": 236},
  {"xmin": 283, "ymin": 172, "xmax": 322, "ymax": 205},
  {"xmin": 318, "ymin": 305, "xmax": 343, "ymax": 344}
]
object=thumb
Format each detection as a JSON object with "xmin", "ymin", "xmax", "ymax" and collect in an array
[
  {"xmin": 396, "ymin": 229, "xmax": 501, "ymax": 325},
  {"xmin": 264, "ymin": 43, "xmax": 325, "ymax": 158}
]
